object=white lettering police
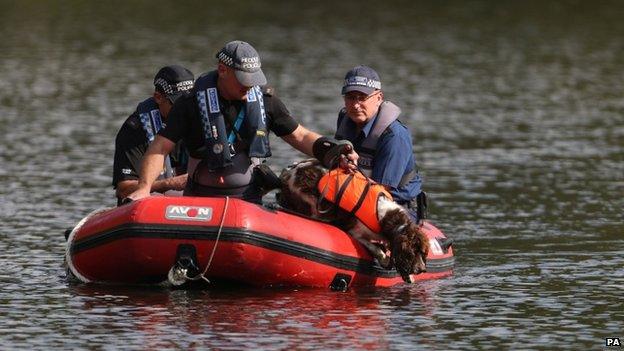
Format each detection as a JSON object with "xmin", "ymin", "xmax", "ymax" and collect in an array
[
  {"xmin": 241, "ymin": 57, "xmax": 259, "ymax": 63},
  {"xmin": 207, "ymin": 88, "xmax": 219, "ymax": 114},
  {"xmin": 241, "ymin": 57, "xmax": 260, "ymax": 70},
  {"xmin": 345, "ymin": 76, "xmax": 381, "ymax": 89}
]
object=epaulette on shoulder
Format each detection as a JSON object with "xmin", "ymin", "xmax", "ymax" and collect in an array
[
  {"xmin": 126, "ymin": 113, "xmax": 142, "ymax": 130},
  {"xmin": 382, "ymin": 119, "xmax": 407, "ymax": 138},
  {"xmin": 395, "ymin": 119, "xmax": 409, "ymax": 129}
]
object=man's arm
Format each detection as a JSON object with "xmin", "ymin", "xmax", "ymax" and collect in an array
[
  {"xmin": 112, "ymin": 118, "xmax": 147, "ymax": 192},
  {"xmin": 265, "ymin": 94, "xmax": 357, "ymax": 167},
  {"xmin": 280, "ymin": 124, "xmax": 320, "ymax": 156},
  {"xmin": 115, "ymin": 174, "xmax": 187, "ymax": 200},
  {"xmin": 281, "ymin": 125, "xmax": 359, "ymax": 167},
  {"xmin": 126, "ymin": 135, "xmax": 177, "ymax": 200}
]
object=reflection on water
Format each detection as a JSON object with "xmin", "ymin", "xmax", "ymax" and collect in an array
[
  {"xmin": 62, "ymin": 283, "xmax": 444, "ymax": 350},
  {"xmin": 1, "ymin": 0, "xmax": 623, "ymax": 349}
]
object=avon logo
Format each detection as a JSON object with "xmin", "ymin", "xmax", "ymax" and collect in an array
[{"xmin": 165, "ymin": 206, "xmax": 213, "ymax": 221}]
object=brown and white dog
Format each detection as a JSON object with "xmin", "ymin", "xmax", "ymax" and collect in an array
[{"xmin": 278, "ymin": 159, "xmax": 429, "ymax": 283}]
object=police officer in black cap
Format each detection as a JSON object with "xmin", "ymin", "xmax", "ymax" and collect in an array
[
  {"xmin": 113, "ymin": 65, "xmax": 195, "ymax": 205},
  {"xmin": 125, "ymin": 41, "xmax": 356, "ymax": 203}
]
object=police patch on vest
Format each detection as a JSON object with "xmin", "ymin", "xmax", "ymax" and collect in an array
[{"xmin": 208, "ymin": 88, "xmax": 219, "ymax": 113}]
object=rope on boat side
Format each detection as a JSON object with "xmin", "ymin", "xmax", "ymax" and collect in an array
[
  {"xmin": 182, "ymin": 196, "xmax": 229, "ymax": 284},
  {"xmin": 65, "ymin": 207, "xmax": 114, "ymax": 283}
]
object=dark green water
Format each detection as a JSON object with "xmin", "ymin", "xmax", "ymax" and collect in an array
[{"xmin": 0, "ymin": 1, "xmax": 622, "ymax": 349}]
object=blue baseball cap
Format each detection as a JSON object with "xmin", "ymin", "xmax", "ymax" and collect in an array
[
  {"xmin": 216, "ymin": 40, "xmax": 267, "ymax": 87},
  {"xmin": 342, "ymin": 65, "xmax": 381, "ymax": 95}
]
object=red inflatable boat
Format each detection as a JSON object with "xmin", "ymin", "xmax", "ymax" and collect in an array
[{"xmin": 66, "ymin": 196, "xmax": 454, "ymax": 289}]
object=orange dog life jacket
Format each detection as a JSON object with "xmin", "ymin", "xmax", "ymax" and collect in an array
[{"xmin": 317, "ymin": 169, "xmax": 392, "ymax": 233}]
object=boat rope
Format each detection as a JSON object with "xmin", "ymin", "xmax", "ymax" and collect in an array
[
  {"xmin": 186, "ymin": 195, "xmax": 230, "ymax": 284},
  {"xmin": 65, "ymin": 207, "xmax": 114, "ymax": 283}
]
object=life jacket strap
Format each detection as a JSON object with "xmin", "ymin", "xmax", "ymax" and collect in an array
[
  {"xmin": 334, "ymin": 173, "xmax": 354, "ymax": 208},
  {"xmin": 349, "ymin": 180, "xmax": 371, "ymax": 216},
  {"xmin": 227, "ymin": 107, "xmax": 245, "ymax": 145}
]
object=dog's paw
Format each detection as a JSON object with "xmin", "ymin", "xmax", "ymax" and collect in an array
[{"xmin": 369, "ymin": 245, "xmax": 393, "ymax": 269}]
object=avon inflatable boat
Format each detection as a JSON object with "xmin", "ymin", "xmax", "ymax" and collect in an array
[{"xmin": 66, "ymin": 196, "xmax": 454, "ymax": 289}]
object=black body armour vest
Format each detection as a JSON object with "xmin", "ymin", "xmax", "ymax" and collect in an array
[
  {"xmin": 136, "ymin": 97, "xmax": 173, "ymax": 179},
  {"xmin": 194, "ymin": 71, "xmax": 271, "ymax": 170}
]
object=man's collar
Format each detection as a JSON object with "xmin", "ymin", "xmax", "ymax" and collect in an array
[{"xmin": 360, "ymin": 111, "xmax": 379, "ymax": 137}]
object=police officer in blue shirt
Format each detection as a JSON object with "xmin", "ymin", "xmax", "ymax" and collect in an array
[{"xmin": 335, "ymin": 65, "xmax": 426, "ymax": 222}]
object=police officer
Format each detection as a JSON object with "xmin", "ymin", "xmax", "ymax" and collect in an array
[
  {"xmin": 126, "ymin": 40, "xmax": 356, "ymax": 203},
  {"xmin": 113, "ymin": 65, "xmax": 194, "ymax": 205},
  {"xmin": 335, "ymin": 65, "xmax": 425, "ymax": 221}
]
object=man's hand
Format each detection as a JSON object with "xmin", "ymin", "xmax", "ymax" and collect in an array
[
  {"xmin": 116, "ymin": 174, "xmax": 187, "ymax": 202},
  {"xmin": 313, "ymin": 137, "xmax": 359, "ymax": 169},
  {"xmin": 339, "ymin": 145, "xmax": 358, "ymax": 171},
  {"xmin": 125, "ymin": 186, "xmax": 151, "ymax": 202},
  {"xmin": 122, "ymin": 135, "xmax": 176, "ymax": 202},
  {"xmin": 280, "ymin": 127, "xmax": 360, "ymax": 169}
]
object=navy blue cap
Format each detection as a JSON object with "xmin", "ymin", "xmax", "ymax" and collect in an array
[
  {"xmin": 342, "ymin": 65, "xmax": 381, "ymax": 95},
  {"xmin": 154, "ymin": 65, "xmax": 195, "ymax": 103},
  {"xmin": 216, "ymin": 40, "xmax": 267, "ymax": 87}
]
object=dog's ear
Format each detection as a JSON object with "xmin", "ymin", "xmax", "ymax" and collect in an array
[
  {"xmin": 410, "ymin": 225, "xmax": 429, "ymax": 275},
  {"xmin": 279, "ymin": 168, "xmax": 292, "ymax": 186},
  {"xmin": 390, "ymin": 224, "xmax": 430, "ymax": 283},
  {"xmin": 413, "ymin": 225, "xmax": 430, "ymax": 257},
  {"xmin": 379, "ymin": 209, "xmax": 409, "ymax": 239},
  {"xmin": 276, "ymin": 161, "xmax": 327, "ymax": 217},
  {"xmin": 293, "ymin": 165, "xmax": 325, "ymax": 196},
  {"xmin": 391, "ymin": 235, "xmax": 416, "ymax": 283}
]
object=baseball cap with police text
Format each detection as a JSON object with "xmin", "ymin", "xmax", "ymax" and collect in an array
[
  {"xmin": 154, "ymin": 65, "xmax": 195, "ymax": 103},
  {"xmin": 216, "ymin": 40, "xmax": 267, "ymax": 87},
  {"xmin": 341, "ymin": 65, "xmax": 381, "ymax": 95}
]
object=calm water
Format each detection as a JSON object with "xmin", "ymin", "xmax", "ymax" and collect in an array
[{"xmin": 1, "ymin": 1, "xmax": 622, "ymax": 349}]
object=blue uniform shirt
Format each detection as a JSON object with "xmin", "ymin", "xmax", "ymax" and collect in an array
[{"xmin": 336, "ymin": 113, "xmax": 422, "ymax": 205}]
